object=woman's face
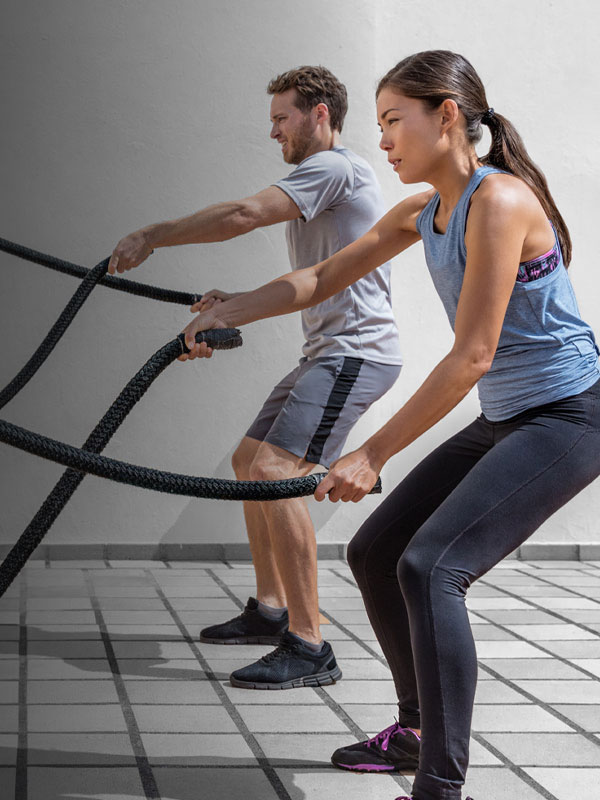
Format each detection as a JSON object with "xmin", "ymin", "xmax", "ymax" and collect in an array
[{"xmin": 376, "ymin": 88, "xmax": 446, "ymax": 184}]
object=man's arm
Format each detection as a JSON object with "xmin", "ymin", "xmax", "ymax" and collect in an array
[{"xmin": 108, "ymin": 186, "xmax": 301, "ymax": 275}]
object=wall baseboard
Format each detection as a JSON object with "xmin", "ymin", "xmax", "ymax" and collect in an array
[{"xmin": 1, "ymin": 542, "xmax": 600, "ymax": 562}]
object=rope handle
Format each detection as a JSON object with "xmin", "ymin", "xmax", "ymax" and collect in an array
[{"xmin": 177, "ymin": 329, "xmax": 243, "ymax": 353}]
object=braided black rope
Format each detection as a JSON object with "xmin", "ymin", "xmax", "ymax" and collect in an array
[
  {"xmin": 0, "ymin": 420, "xmax": 380, "ymax": 502},
  {"xmin": 0, "ymin": 258, "xmax": 109, "ymax": 411},
  {"xmin": 0, "ymin": 237, "xmax": 202, "ymax": 306},
  {"xmin": 0, "ymin": 239, "xmax": 383, "ymax": 596}
]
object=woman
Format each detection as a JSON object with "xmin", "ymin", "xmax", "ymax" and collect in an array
[{"xmin": 181, "ymin": 51, "xmax": 600, "ymax": 800}]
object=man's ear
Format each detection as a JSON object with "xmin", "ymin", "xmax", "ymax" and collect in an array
[{"xmin": 315, "ymin": 102, "xmax": 330, "ymax": 125}]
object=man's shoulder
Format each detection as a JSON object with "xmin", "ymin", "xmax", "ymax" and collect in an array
[{"xmin": 292, "ymin": 147, "xmax": 355, "ymax": 179}]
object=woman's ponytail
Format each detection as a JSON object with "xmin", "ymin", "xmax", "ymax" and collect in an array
[{"xmin": 481, "ymin": 112, "xmax": 572, "ymax": 266}]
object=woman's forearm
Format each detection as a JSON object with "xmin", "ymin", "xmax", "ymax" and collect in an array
[
  {"xmin": 364, "ymin": 351, "xmax": 490, "ymax": 469},
  {"xmin": 216, "ymin": 263, "xmax": 325, "ymax": 328}
]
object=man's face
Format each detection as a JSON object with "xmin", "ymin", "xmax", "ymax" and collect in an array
[{"xmin": 270, "ymin": 89, "xmax": 318, "ymax": 165}]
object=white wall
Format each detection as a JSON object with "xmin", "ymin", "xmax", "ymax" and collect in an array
[{"xmin": 1, "ymin": 0, "xmax": 599, "ymax": 550}]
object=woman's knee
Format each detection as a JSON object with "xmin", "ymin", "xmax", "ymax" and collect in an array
[{"xmin": 397, "ymin": 546, "xmax": 430, "ymax": 595}]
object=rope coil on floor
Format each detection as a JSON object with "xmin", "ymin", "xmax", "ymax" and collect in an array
[{"xmin": 0, "ymin": 238, "xmax": 381, "ymax": 596}]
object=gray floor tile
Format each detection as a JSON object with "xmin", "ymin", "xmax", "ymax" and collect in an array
[
  {"xmin": 26, "ymin": 598, "xmax": 93, "ymax": 610},
  {"xmin": 221, "ymin": 684, "xmax": 325, "ymax": 705},
  {"xmin": 0, "ymin": 734, "xmax": 17, "ymax": 764},
  {"xmin": 115, "ymin": 658, "xmax": 205, "ymax": 681},
  {"xmin": 0, "ymin": 661, "xmax": 18, "ymax": 680},
  {"xmin": 475, "ymin": 609, "xmax": 561, "ymax": 624},
  {"xmin": 0, "ymin": 681, "xmax": 18, "ymax": 703},
  {"xmin": 463, "ymin": 766, "xmax": 554, "ymax": 800},
  {"xmin": 124, "ymin": 679, "xmax": 220, "ymax": 704},
  {"xmin": 276, "ymin": 767, "xmax": 405, "ymax": 799},
  {"xmin": 467, "ymin": 597, "xmax": 533, "ymax": 610},
  {"xmin": 524, "ymin": 767, "xmax": 600, "ymax": 800},
  {"xmin": 143, "ymin": 733, "xmax": 257, "ymax": 764},
  {"xmin": 539, "ymin": 597, "xmax": 600, "ymax": 609},
  {"xmin": 324, "ymin": 608, "xmax": 370, "ymax": 624},
  {"xmin": 111, "ymin": 641, "xmax": 196, "ymax": 659},
  {"xmin": 571, "ymin": 658, "xmax": 600, "ymax": 678},
  {"xmin": 539, "ymin": 639, "xmax": 600, "ymax": 658},
  {"xmin": 551, "ymin": 704, "xmax": 600, "ymax": 731},
  {"xmin": 133, "ymin": 703, "xmax": 237, "ymax": 732},
  {"xmin": 505, "ymin": 623, "xmax": 596, "ymax": 640},
  {"xmin": 102, "ymin": 610, "xmax": 175, "ymax": 625},
  {"xmin": 335, "ymin": 659, "xmax": 390, "ymax": 680},
  {"xmin": 26, "ymin": 625, "xmax": 101, "ymax": 639},
  {"xmin": 475, "ymin": 640, "xmax": 550, "ymax": 659},
  {"xmin": 103, "ymin": 624, "xmax": 183, "ymax": 639},
  {"xmin": 339, "ymin": 624, "xmax": 378, "ymax": 640},
  {"xmin": 474, "ymin": 680, "xmax": 530, "ymax": 704},
  {"xmin": 0, "ymin": 706, "xmax": 18, "ymax": 731},
  {"xmin": 0, "ymin": 626, "xmax": 19, "ymax": 641},
  {"xmin": 166, "ymin": 597, "xmax": 239, "ymax": 611},
  {"xmin": 27, "ymin": 658, "xmax": 112, "ymax": 680},
  {"xmin": 320, "ymin": 597, "xmax": 369, "ymax": 610},
  {"xmin": 340, "ymin": 703, "xmax": 396, "ymax": 733},
  {"xmin": 237, "ymin": 704, "xmax": 349, "ymax": 733},
  {"xmin": 324, "ymin": 679, "xmax": 397, "ymax": 705},
  {"xmin": 471, "ymin": 624, "xmax": 517, "ymax": 641},
  {"xmin": 28, "ymin": 641, "xmax": 106, "ymax": 659},
  {"xmin": 95, "ymin": 598, "xmax": 166, "ymax": 610},
  {"xmin": 27, "ymin": 704, "xmax": 127, "ymax": 732},
  {"xmin": 513, "ymin": 680, "xmax": 600, "ymax": 704},
  {"xmin": 154, "ymin": 766, "xmax": 278, "ymax": 798},
  {"xmin": 160, "ymin": 585, "xmax": 228, "ymax": 597},
  {"xmin": 27, "ymin": 732, "xmax": 135, "ymax": 764},
  {"xmin": 472, "ymin": 704, "xmax": 574, "ymax": 732},
  {"xmin": 480, "ymin": 658, "xmax": 589, "ymax": 679},
  {"xmin": 25, "ymin": 611, "xmax": 97, "ymax": 625},
  {"xmin": 27, "ymin": 679, "xmax": 120, "ymax": 704},
  {"xmin": 481, "ymin": 732, "xmax": 600, "ymax": 765},
  {"xmin": 27, "ymin": 766, "xmax": 143, "ymax": 800},
  {"xmin": 255, "ymin": 731, "xmax": 358, "ymax": 764}
]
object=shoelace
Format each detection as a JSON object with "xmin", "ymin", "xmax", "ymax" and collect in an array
[
  {"xmin": 366, "ymin": 720, "xmax": 415, "ymax": 752},
  {"xmin": 260, "ymin": 638, "xmax": 296, "ymax": 664}
]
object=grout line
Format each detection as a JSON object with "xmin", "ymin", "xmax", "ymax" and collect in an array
[
  {"xmin": 146, "ymin": 569, "xmax": 293, "ymax": 800},
  {"xmin": 82, "ymin": 571, "xmax": 161, "ymax": 799},
  {"xmin": 15, "ymin": 574, "xmax": 27, "ymax": 800}
]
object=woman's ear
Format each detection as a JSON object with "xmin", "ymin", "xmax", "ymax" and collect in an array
[{"xmin": 440, "ymin": 98, "xmax": 460, "ymax": 130}]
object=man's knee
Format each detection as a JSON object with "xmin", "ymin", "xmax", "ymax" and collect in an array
[{"xmin": 232, "ymin": 437, "xmax": 260, "ymax": 479}]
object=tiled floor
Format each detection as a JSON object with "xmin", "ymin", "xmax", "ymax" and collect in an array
[{"xmin": 1, "ymin": 558, "xmax": 600, "ymax": 799}]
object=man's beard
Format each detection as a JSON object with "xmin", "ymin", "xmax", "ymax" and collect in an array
[{"xmin": 287, "ymin": 117, "xmax": 317, "ymax": 165}]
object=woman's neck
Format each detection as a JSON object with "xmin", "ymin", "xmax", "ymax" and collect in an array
[{"xmin": 429, "ymin": 151, "xmax": 482, "ymax": 216}]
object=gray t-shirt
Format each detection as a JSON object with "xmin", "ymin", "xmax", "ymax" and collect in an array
[{"xmin": 274, "ymin": 146, "xmax": 402, "ymax": 365}]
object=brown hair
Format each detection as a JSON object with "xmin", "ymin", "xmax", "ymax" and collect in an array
[
  {"xmin": 377, "ymin": 50, "xmax": 572, "ymax": 265},
  {"xmin": 267, "ymin": 66, "xmax": 348, "ymax": 134}
]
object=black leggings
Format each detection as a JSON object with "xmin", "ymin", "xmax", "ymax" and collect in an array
[{"xmin": 347, "ymin": 379, "xmax": 600, "ymax": 800}]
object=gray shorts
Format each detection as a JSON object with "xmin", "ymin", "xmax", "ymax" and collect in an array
[{"xmin": 245, "ymin": 355, "xmax": 401, "ymax": 467}]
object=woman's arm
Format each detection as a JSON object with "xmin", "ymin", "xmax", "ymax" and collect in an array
[
  {"xmin": 315, "ymin": 177, "xmax": 532, "ymax": 502},
  {"xmin": 179, "ymin": 191, "xmax": 430, "ymax": 357}
]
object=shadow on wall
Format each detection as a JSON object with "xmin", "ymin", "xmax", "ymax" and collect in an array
[{"xmin": 160, "ymin": 445, "xmax": 340, "ymax": 551}]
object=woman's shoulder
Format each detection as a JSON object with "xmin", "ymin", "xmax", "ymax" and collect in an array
[
  {"xmin": 388, "ymin": 188, "xmax": 437, "ymax": 233},
  {"xmin": 473, "ymin": 170, "xmax": 540, "ymax": 216}
]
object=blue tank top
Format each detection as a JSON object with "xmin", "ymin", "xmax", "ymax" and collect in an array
[{"xmin": 416, "ymin": 166, "xmax": 600, "ymax": 420}]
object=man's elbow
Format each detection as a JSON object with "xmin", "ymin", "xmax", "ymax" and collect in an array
[{"xmin": 227, "ymin": 201, "xmax": 261, "ymax": 237}]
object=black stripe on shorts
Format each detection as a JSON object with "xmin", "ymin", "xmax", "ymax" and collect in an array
[{"xmin": 305, "ymin": 357, "xmax": 364, "ymax": 464}]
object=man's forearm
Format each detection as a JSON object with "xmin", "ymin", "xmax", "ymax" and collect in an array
[{"xmin": 145, "ymin": 201, "xmax": 257, "ymax": 248}]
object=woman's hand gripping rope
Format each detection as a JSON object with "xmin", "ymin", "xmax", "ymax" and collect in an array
[{"xmin": 314, "ymin": 445, "xmax": 384, "ymax": 503}]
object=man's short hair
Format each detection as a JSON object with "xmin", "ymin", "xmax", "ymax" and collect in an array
[{"xmin": 267, "ymin": 66, "xmax": 348, "ymax": 133}]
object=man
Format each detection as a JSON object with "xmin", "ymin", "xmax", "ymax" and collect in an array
[{"xmin": 108, "ymin": 66, "xmax": 402, "ymax": 689}]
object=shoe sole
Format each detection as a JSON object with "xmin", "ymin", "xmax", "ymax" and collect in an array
[
  {"xmin": 199, "ymin": 635, "xmax": 284, "ymax": 645},
  {"xmin": 229, "ymin": 664, "xmax": 343, "ymax": 689},
  {"xmin": 331, "ymin": 758, "xmax": 418, "ymax": 773}
]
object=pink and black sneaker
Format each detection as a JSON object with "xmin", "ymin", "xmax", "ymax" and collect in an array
[{"xmin": 331, "ymin": 721, "xmax": 420, "ymax": 773}]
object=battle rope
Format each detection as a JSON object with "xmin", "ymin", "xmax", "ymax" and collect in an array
[
  {"xmin": 0, "ymin": 237, "xmax": 202, "ymax": 306},
  {"xmin": 0, "ymin": 239, "xmax": 381, "ymax": 596}
]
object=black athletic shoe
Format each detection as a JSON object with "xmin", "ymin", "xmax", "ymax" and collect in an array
[
  {"xmin": 229, "ymin": 630, "xmax": 342, "ymax": 689},
  {"xmin": 331, "ymin": 721, "xmax": 420, "ymax": 772},
  {"xmin": 199, "ymin": 597, "xmax": 288, "ymax": 644}
]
